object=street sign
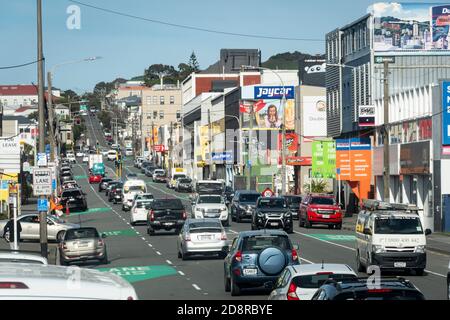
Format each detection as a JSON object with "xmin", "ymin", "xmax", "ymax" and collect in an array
[
  {"xmin": 33, "ymin": 168, "xmax": 52, "ymax": 196},
  {"xmin": 153, "ymin": 145, "xmax": 166, "ymax": 153},
  {"xmin": 262, "ymin": 188, "xmax": 274, "ymax": 198},
  {"xmin": 358, "ymin": 105, "xmax": 375, "ymax": 127},
  {"xmin": 37, "ymin": 199, "xmax": 49, "ymax": 211},
  {"xmin": 375, "ymin": 56, "xmax": 395, "ymax": 64},
  {"xmin": 0, "ymin": 136, "xmax": 21, "ymax": 173},
  {"xmin": 37, "ymin": 153, "xmax": 47, "ymax": 167}
]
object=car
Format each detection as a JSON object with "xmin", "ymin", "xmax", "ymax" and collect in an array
[
  {"xmin": 59, "ymin": 227, "xmax": 108, "ymax": 266},
  {"xmin": 0, "ymin": 214, "xmax": 80, "ymax": 242},
  {"xmin": 177, "ymin": 219, "xmax": 228, "ymax": 260},
  {"xmin": 60, "ymin": 171, "xmax": 74, "ymax": 184},
  {"xmin": 108, "ymin": 186, "xmax": 123, "ymax": 204},
  {"xmin": 224, "ymin": 230, "xmax": 300, "ymax": 296},
  {"xmin": 133, "ymin": 193, "xmax": 154, "ymax": 204},
  {"xmin": 101, "ymin": 149, "xmax": 109, "ymax": 157},
  {"xmin": 125, "ymin": 147, "xmax": 133, "ymax": 156},
  {"xmin": 154, "ymin": 173, "xmax": 167, "ymax": 184},
  {"xmin": 105, "ymin": 181, "xmax": 122, "ymax": 197},
  {"xmin": 66, "ymin": 153, "xmax": 76, "ymax": 163},
  {"xmin": 268, "ymin": 264, "xmax": 357, "ymax": 300},
  {"xmin": 144, "ymin": 165, "xmax": 158, "ymax": 177},
  {"xmin": 88, "ymin": 174, "xmax": 102, "ymax": 184},
  {"xmin": 283, "ymin": 195, "xmax": 302, "ymax": 220},
  {"xmin": 0, "ymin": 251, "xmax": 48, "ymax": 265},
  {"xmin": 122, "ymin": 180, "xmax": 147, "ymax": 211},
  {"xmin": 130, "ymin": 200, "xmax": 153, "ymax": 226},
  {"xmin": 60, "ymin": 166, "xmax": 72, "ymax": 174},
  {"xmin": 175, "ymin": 177, "xmax": 192, "ymax": 191},
  {"xmin": 98, "ymin": 178, "xmax": 113, "ymax": 192},
  {"xmin": 0, "ymin": 263, "xmax": 138, "ymax": 300},
  {"xmin": 191, "ymin": 194, "xmax": 229, "ymax": 227},
  {"xmin": 251, "ymin": 197, "xmax": 293, "ymax": 233},
  {"xmin": 134, "ymin": 157, "xmax": 144, "ymax": 168},
  {"xmin": 107, "ymin": 150, "xmax": 117, "ymax": 161},
  {"xmin": 140, "ymin": 161, "xmax": 152, "ymax": 174},
  {"xmin": 61, "ymin": 180, "xmax": 80, "ymax": 191},
  {"xmin": 152, "ymin": 169, "xmax": 165, "ymax": 181},
  {"xmin": 126, "ymin": 173, "xmax": 138, "ymax": 180},
  {"xmin": 111, "ymin": 144, "xmax": 120, "ymax": 150},
  {"xmin": 76, "ymin": 151, "xmax": 85, "ymax": 158},
  {"xmin": 230, "ymin": 190, "xmax": 261, "ymax": 223},
  {"xmin": 311, "ymin": 277, "xmax": 425, "ymax": 300},
  {"xmin": 147, "ymin": 199, "xmax": 187, "ymax": 236},
  {"xmin": 60, "ymin": 188, "xmax": 88, "ymax": 212},
  {"xmin": 82, "ymin": 155, "xmax": 89, "ymax": 163},
  {"xmin": 299, "ymin": 194, "xmax": 343, "ymax": 229}
]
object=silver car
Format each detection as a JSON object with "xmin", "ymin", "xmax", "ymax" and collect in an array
[
  {"xmin": 0, "ymin": 214, "xmax": 80, "ymax": 242},
  {"xmin": 59, "ymin": 227, "xmax": 108, "ymax": 265},
  {"xmin": 177, "ymin": 219, "xmax": 229, "ymax": 260}
]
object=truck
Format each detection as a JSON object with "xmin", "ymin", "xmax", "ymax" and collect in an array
[{"xmin": 89, "ymin": 154, "xmax": 105, "ymax": 176}]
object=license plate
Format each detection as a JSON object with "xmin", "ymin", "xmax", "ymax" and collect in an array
[
  {"xmin": 77, "ymin": 242, "xmax": 89, "ymax": 248},
  {"xmin": 270, "ymin": 222, "xmax": 279, "ymax": 227},
  {"xmin": 199, "ymin": 235, "xmax": 212, "ymax": 240},
  {"xmin": 322, "ymin": 215, "xmax": 330, "ymax": 219},
  {"xmin": 243, "ymin": 268, "xmax": 257, "ymax": 276},
  {"xmin": 164, "ymin": 222, "xmax": 175, "ymax": 226},
  {"xmin": 394, "ymin": 262, "xmax": 406, "ymax": 268}
]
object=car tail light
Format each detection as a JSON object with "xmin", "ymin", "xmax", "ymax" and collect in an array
[
  {"xmin": 149, "ymin": 210, "xmax": 155, "ymax": 222},
  {"xmin": 221, "ymin": 231, "xmax": 227, "ymax": 240},
  {"xmin": 287, "ymin": 282, "xmax": 299, "ymax": 300},
  {"xmin": 184, "ymin": 233, "xmax": 191, "ymax": 242},
  {"xmin": 233, "ymin": 268, "xmax": 241, "ymax": 276},
  {"xmin": 291, "ymin": 249, "xmax": 298, "ymax": 262},
  {"xmin": 182, "ymin": 211, "xmax": 187, "ymax": 220},
  {"xmin": 98, "ymin": 239, "xmax": 104, "ymax": 247},
  {"xmin": 233, "ymin": 250, "xmax": 242, "ymax": 262},
  {"xmin": 0, "ymin": 282, "xmax": 29, "ymax": 289}
]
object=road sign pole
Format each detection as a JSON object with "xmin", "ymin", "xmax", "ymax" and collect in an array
[{"xmin": 13, "ymin": 193, "xmax": 18, "ymax": 250}]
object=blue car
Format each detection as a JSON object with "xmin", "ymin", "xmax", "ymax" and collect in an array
[{"xmin": 224, "ymin": 230, "xmax": 300, "ymax": 296}]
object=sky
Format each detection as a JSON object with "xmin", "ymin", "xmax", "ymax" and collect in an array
[{"xmin": 0, "ymin": 0, "xmax": 443, "ymax": 93}]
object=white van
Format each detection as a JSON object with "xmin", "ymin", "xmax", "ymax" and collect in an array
[
  {"xmin": 122, "ymin": 179, "xmax": 147, "ymax": 211},
  {"xmin": 355, "ymin": 200, "xmax": 431, "ymax": 276},
  {"xmin": 107, "ymin": 150, "xmax": 117, "ymax": 161}
]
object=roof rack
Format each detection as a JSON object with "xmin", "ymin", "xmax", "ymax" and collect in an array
[{"xmin": 361, "ymin": 199, "xmax": 421, "ymax": 213}]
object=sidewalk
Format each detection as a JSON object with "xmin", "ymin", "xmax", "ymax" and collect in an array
[{"xmin": 342, "ymin": 215, "xmax": 450, "ymax": 256}]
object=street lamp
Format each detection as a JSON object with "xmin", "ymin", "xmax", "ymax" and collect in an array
[{"xmin": 240, "ymin": 65, "xmax": 288, "ymax": 194}]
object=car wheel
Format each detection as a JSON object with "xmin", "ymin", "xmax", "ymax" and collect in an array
[
  {"xmin": 304, "ymin": 218, "xmax": 311, "ymax": 228},
  {"xmin": 414, "ymin": 268, "xmax": 425, "ymax": 276},
  {"xmin": 60, "ymin": 256, "xmax": 68, "ymax": 266},
  {"xmin": 181, "ymin": 250, "xmax": 188, "ymax": 261},
  {"xmin": 230, "ymin": 278, "xmax": 241, "ymax": 296},
  {"xmin": 224, "ymin": 272, "xmax": 231, "ymax": 292},
  {"xmin": 356, "ymin": 251, "xmax": 365, "ymax": 272},
  {"xmin": 100, "ymin": 251, "xmax": 108, "ymax": 265},
  {"xmin": 328, "ymin": 224, "xmax": 334, "ymax": 229},
  {"xmin": 335, "ymin": 223, "xmax": 342, "ymax": 230},
  {"xmin": 251, "ymin": 223, "xmax": 256, "ymax": 230},
  {"xmin": 286, "ymin": 224, "xmax": 294, "ymax": 234},
  {"xmin": 56, "ymin": 231, "xmax": 65, "ymax": 242},
  {"xmin": 177, "ymin": 250, "xmax": 182, "ymax": 259},
  {"xmin": 130, "ymin": 221, "xmax": 135, "ymax": 226},
  {"xmin": 222, "ymin": 218, "xmax": 229, "ymax": 227}
]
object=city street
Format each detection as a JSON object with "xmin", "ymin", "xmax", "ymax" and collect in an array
[{"xmin": 57, "ymin": 114, "xmax": 449, "ymax": 300}]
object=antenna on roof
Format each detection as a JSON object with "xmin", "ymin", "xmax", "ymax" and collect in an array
[{"xmin": 321, "ymin": 260, "xmax": 324, "ymax": 269}]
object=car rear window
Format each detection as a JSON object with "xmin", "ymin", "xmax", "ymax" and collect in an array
[
  {"xmin": 152, "ymin": 199, "xmax": 183, "ymax": 210},
  {"xmin": 178, "ymin": 179, "xmax": 191, "ymax": 183},
  {"xmin": 138, "ymin": 194, "xmax": 154, "ymax": 200},
  {"xmin": 173, "ymin": 174, "xmax": 186, "ymax": 180},
  {"xmin": 136, "ymin": 201, "xmax": 153, "ymax": 209},
  {"xmin": 65, "ymin": 228, "xmax": 99, "ymax": 240},
  {"xmin": 189, "ymin": 221, "xmax": 222, "ymax": 230},
  {"xmin": 310, "ymin": 197, "xmax": 336, "ymax": 205},
  {"xmin": 334, "ymin": 290, "xmax": 425, "ymax": 300},
  {"xmin": 242, "ymin": 235, "xmax": 291, "ymax": 251},
  {"xmin": 190, "ymin": 228, "xmax": 223, "ymax": 234},
  {"xmin": 239, "ymin": 194, "xmax": 260, "ymax": 202},
  {"xmin": 62, "ymin": 190, "xmax": 82, "ymax": 198},
  {"xmin": 292, "ymin": 274, "xmax": 357, "ymax": 289},
  {"xmin": 258, "ymin": 198, "xmax": 286, "ymax": 208}
]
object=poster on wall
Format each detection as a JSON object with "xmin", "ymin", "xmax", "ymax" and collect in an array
[
  {"xmin": 336, "ymin": 138, "xmax": 372, "ymax": 181},
  {"xmin": 312, "ymin": 141, "xmax": 336, "ymax": 179},
  {"xmin": 303, "ymin": 96, "xmax": 327, "ymax": 137},
  {"xmin": 432, "ymin": 5, "xmax": 450, "ymax": 49},
  {"xmin": 442, "ymin": 81, "xmax": 450, "ymax": 146}
]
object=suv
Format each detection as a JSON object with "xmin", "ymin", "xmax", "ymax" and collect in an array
[
  {"xmin": 251, "ymin": 197, "xmax": 293, "ymax": 233},
  {"xmin": 98, "ymin": 178, "xmax": 113, "ymax": 192},
  {"xmin": 175, "ymin": 178, "xmax": 192, "ymax": 192},
  {"xmin": 311, "ymin": 277, "xmax": 425, "ymax": 300},
  {"xmin": 224, "ymin": 230, "xmax": 299, "ymax": 296},
  {"xmin": 299, "ymin": 194, "xmax": 342, "ymax": 229},
  {"xmin": 60, "ymin": 188, "xmax": 88, "ymax": 212},
  {"xmin": 191, "ymin": 195, "xmax": 229, "ymax": 227},
  {"xmin": 230, "ymin": 190, "xmax": 261, "ymax": 223},
  {"xmin": 147, "ymin": 199, "xmax": 187, "ymax": 235},
  {"xmin": 283, "ymin": 195, "xmax": 302, "ymax": 220}
]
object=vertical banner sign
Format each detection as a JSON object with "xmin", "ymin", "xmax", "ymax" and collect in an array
[
  {"xmin": 336, "ymin": 139, "xmax": 351, "ymax": 180},
  {"xmin": 312, "ymin": 141, "xmax": 336, "ymax": 178},
  {"xmin": 442, "ymin": 81, "xmax": 450, "ymax": 146},
  {"xmin": 349, "ymin": 138, "xmax": 372, "ymax": 180},
  {"xmin": 358, "ymin": 105, "xmax": 376, "ymax": 127}
]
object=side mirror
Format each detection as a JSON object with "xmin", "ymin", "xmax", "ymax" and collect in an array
[
  {"xmin": 425, "ymin": 229, "xmax": 432, "ymax": 236},
  {"xmin": 363, "ymin": 228, "xmax": 372, "ymax": 236},
  {"xmin": 101, "ymin": 233, "xmax": 107, "ymax": 239}
]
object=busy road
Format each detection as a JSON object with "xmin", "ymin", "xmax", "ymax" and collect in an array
[{"xmin": 57, "ymin": 114, "xmax": 450, "ymax": 300}]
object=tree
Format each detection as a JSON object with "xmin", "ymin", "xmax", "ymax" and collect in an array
[
  {"xmin": 97, "ymin": 110, "xmax": 112, "ymax": 130},
  {"xmin": 188, "ymin": 51, "xmax": 200, "ymax": 72},
  {"xmin": 73, "ymin": 123, "xmax": 86, "ymax": 143},
  {"xmin": 143, "ymin": 64, "xmax": 178, "ymax": 86},
  {"xmin": 303, "ymin": 179, "xmax": 329, "ymax": 193},
  {"xmin": 28, "ymin": 111, "xmax": 38, "ymax": 122}
]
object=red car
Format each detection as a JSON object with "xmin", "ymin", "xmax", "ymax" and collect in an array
[
  {"xmin": 299, "ymin": 194, "xmax": 342, "ymax": 229},
  {"xmin": 88, "ymin": 174, "xmax": 102, "ymax": 184}
]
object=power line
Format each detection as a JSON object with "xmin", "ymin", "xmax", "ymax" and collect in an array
[
  {"xmin": 0, "ymin": 58, "xmax": 44, "ymax": 70},
  {"xmin": 69, "ymin": 0, "xmax": 324, "ymax": 42}
]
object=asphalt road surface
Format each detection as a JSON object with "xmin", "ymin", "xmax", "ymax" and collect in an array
[{"xmin": 67, "ymin": 114, "xmax": 449, "ymax": 300}]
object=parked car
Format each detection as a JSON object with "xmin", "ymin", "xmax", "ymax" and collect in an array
[
  {"xmin": 147, "ymin": 199, "xmax": 187, "ymax": 236},
  {"xmin": 67, "ymin": 153, "xmax": 76, "ymax": 163},
  {"xmin": 177, "ymin": 219, "xmax": 228, "ymax": 260},
  {"xmin": 154, "ymin": 173, "xmax": 167, "ymax": 184},
  {"xmin": 59, "ymin": 227, "xmax": 108, "ymax": 266},
  {"xmin": 224, "ymin": 230, "xmax": 300, "ymax": 296},
  {"xmin": 98, "ymin": 178, "xmax": 113, "ymax": 192},
  {"xmin": 299, "ymin": 194, "xmax": 342, "ymax": 229},
  {"xmin": 60, "ymin": 188, "xmax": 88, "ymax": 212},
  {"xmin": 175, "ymin": 178, "xmax": 192, "ymax": 192},
  {"xmin": 191, "ymin": 194, "xmax": 229, "ymax": 227},
  {"xmin": 311, "ymin": 277, "xmax": 425, "ymax": 300},
  {"xmin": 251, "ymin": 197, "xmax": 293, "ymax": 233},
  {"xmin": 0, "ymin": 252, "xmax": 48, "ymax": 265},
  {"xmin": 0, "ymin": 263, "xmax": 138, "ymax": 300},
  {"xmin": 268, "ymin": 264, "xmax": 357, "ymax": 300},
  {"xmin": 283, "ymin": 195, "xmax": 302, "ymax": 220},
  {"xmin": 230, "ymin": 190, "xmax": 261, "ymax": 223},
  {"xmin": 0, "ymin": 214, "xmax": 79, "ymax": 242},
  {"xmin": 130, "ymin": 200, "xmax": 153, "ymax": 226}
]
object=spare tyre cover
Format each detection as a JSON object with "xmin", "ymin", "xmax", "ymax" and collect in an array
[{"xmin": 258, "ymin": 247, "xmax": 286, "ymax": 275}]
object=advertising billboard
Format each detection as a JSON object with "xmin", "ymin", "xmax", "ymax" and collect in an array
[
  {"xmin": 312, "ymin": 141, "xmax": 336, "ymax": 179},
  {"xmin": 370, "ymin": 2, "xmax": 449, "ymax": 52},
  {"xmin": 277, "ymin": 132, "xmax": 299, "ymax": 153},
  {"xmin": 240, "ymin": 86, "xmax": 296, "ymax": 131},
  {"xmin": 359, "ymin": 105, "xmax": 376, "ymax": 127},
  {"xmin": 303, "ymin": 96, "xmax": 327, "ymax": 137},
  {"xmin": 336, "ymin": 138, "xmax": 372, "ymax": 181},
  {"xmin": 400, "ymin": 141, "xmax": 430, "ymax": 174},
  {"xmin": 442, "ymin": 81, "xmax": 450, "ymax": 146},
  {"xmin": 298, "ymin": 56, "xmax": 326, "ymax": 87}
]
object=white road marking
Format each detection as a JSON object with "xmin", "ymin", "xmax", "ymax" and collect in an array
[
  {"xmin": 166, "ymin": 260, "xmax": 173, "ymax": 265},
  {"xmin": 425, "ymin": 270, "xmax": 447, "ymax": 278},
  {"xmin": 192, "ymin": 284, "xmax": 201, "ymax": 291},
  {"xmin": 156, "ymin": 251, "xmax": 162, "ymax": 255},
  {"xmin": 228, "ymin": 230, "xmax": 239, "ymax": 234},
  {"xmin": 148, "ymin": 243, "xmax": 153, "ymax": 247},
  {"xmin": 141, "ymin": 237, "xmax": 146, "ymax": 241},
  {"xmin": 178, "ymin": 271, "xmax": 185, "ymax": 276},
  {"xmin": 300, "ymin": 257, "xmax": 314, "ymax": 264}
]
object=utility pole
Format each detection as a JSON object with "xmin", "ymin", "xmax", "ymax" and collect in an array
[
  {"xmin": 37, "ymin": 0, "xmax": 48, "ymax": 259},
  {"xmin": 246, "ymin": 102, "xmax": 254, "ymax": 190},
  {"xmin": 151, "ymin": 121, "xmax": 155, "ymax": 162},
  {"xmin": 383, "ymin": 61, "xmax": 390, "ymax": 202},
  {"xmin": 208, "ymin": 109, "xmax": 213, "ymax": 179},
  {"xmin": 47, "ymin": 72, "xmax": 57, "ymax": 162},
  {"xmin": 281, "ymin": 93, "xmax": 287, "ymax": 195},
  {"xmin": 169, "ymin": 121, "xmax": 173, "ymax": 177}
]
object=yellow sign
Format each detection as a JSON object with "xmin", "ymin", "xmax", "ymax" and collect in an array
[
  {"xmin": 0, "ymin": 174, "xmax": 18, "ymax": 202},
  {"xmin": 175, "ymin": 168, "xmax": 184, "ymax": 173}
]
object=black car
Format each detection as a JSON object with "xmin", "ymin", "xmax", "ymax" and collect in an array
[
  {"xmin": 224, "ymin": 186, "xmax": 234, "ymax": 204},
  {"xmin": 224, "ymin": 230, "xmax": 300, "ymax": 296},
  {"xmin": 175, "ymin": 178, "xmax": 192, "ymax": 192},
  {"xmin": 98, "ymin": 178, "xmax": 113, "ymax": 192},
  {"xmin": 60, "ymin": 188, "xmax": 88, "ymax": 212},
  {"xmin": 283, "ymin": 195, "xmax": 302, "ymax": 220},
  {"xmin": 140, "ymin": 161, "xmax": 152, "ymax": 174},
  {"xmin": 144, "ymin": 166, "xmax": 157, "ymax": 177},
  {"xmin": 105, "ymin": 181, "xmax": 122, "ymax": 197},
  {"xmin": 60, "ymin": 171, "xmax": 74, "ymax": 184},
  {"xmin": 312, "ymin": 278, "xmax": 425, "ymax": 300},
  {"xmin": 230, "ymin": 190, "xmax": 261, "ymax": 223},
  {"xmin": 108, "ymin": 186, "xmax": 123, "ymax": 204},
  {"xmin": 251, "ymin": 197, "xmax": 293, "ymax": 233},
  {"xmin": 147, "ymin": 199, "xmax": 187, "ymax": 235}
]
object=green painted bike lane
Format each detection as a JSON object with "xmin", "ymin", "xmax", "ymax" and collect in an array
[
  {"xmin": 307, "ymin": 234, "xmax": 356, "ymax": 242},
  {"xmin": 97, "ymin": 265, "xmax": 178, "ymax": 283}
]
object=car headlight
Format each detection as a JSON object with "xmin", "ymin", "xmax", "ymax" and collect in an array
[
  {"xmin": 257, "ymin": 211, "xmax": 264, "ymax": 217},
  {"xmin": 221, "ymin": 207, "xmax": 228, "ymax": 212},
  {"xmin": 415, "ymin": 245, "xmax": 426, "ymax": 253},
  {"xmin": 239, "ymin": 205, "xmax": 246, "ymax": 210},
  {"xmin": 284, "ymin": 211, "xmax": 292, "ymax": 217},
  {"xmin": 372, "ymin": 245, "xmax": 386, "ymax": 254}
]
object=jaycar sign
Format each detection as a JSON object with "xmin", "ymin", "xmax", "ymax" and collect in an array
[{"xmin": 254, "ymin": 86, "xmax": 295, "ymax": 100}]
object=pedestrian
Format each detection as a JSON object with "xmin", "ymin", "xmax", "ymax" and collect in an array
[{"xmin": 3, "ymin": 218, "xmax": 22, "ymax": 250}]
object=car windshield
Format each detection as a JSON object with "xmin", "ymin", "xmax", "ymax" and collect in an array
[
  {"xmin": 286, "ymin": 197, "xmax": 302, "ymax": 205},
  {"xmin": 310, "ymin": 197, "xmax": 336, "ymax": 205},
  {"xmin": 174, "ymin": 174, "xmax": 186, "ymax": 180},
  {"xmin": 152, "ymin": 199, "xmax": 183, "ymax": 210},
  {"xmin": 242, "ymin": 235, "xmax": 291, "ymax": 251},
  {"xmin": 65, "ymin": 228, "xmax": 99, "ymax": 240},
  {"xmin": 137, "ymin": 194, "xmax": 154, "ymax": 200},
  {"xmin": 374, "ymin": 217, "xmax": 423, "ymax": 235},
  {"xmin": 197, "ymin": 183, "xmax": 222, "ymax": 193},
  {"xmin": 62, "ymin": 190, "xmax": 82, "ymax": 198},
  {"xmin": 293, "ymin": 274, "xmax": 357, "ymax": 289},
  {"xmin": 136, "ymin": 201, "xmax": 152, "ymax": 209},
  {"xmin": 239, "ymin": 194, "xmax": 260, "ymax": 203},
  {"xmin": 178, "ymin": 179, "xmax": 191, "ymax": 183},
  {"xmin": 124, "ymin": 185, "xmax": 145, "ymax": 193},
  {"xmin": 198, "ymin": 196, "xmax": 223, "ymax": 204},
  {"xmin": 258, "ymin": 198, "xmax": 286, "ymax": 208}
]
